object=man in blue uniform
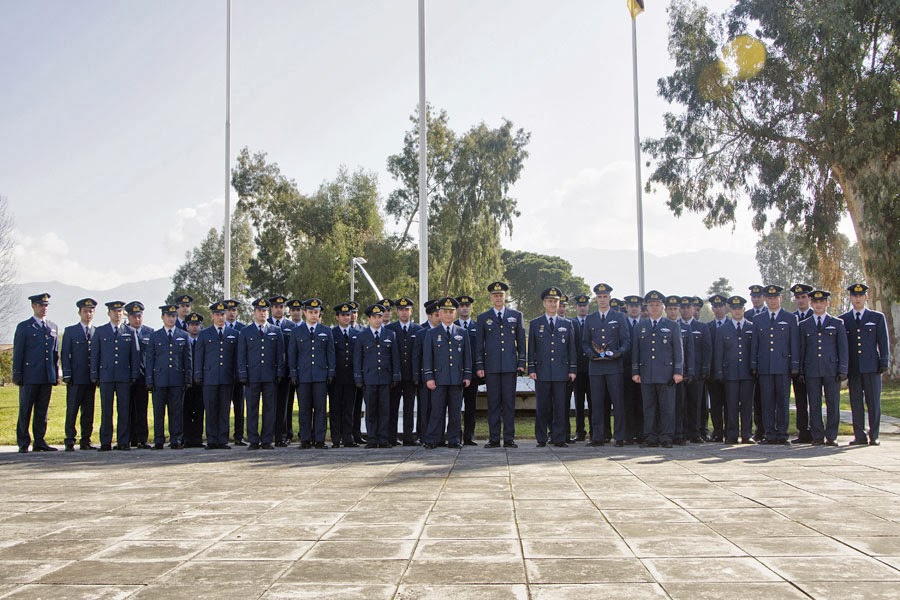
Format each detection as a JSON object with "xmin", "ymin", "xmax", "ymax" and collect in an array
[
  {"xmin": 713, "ymin": 296, "xmax": 756, "ymax": 443},
  {"xmin": 348, "ymin": 300, "xmax": 366, "ymax": 444},
  {"xmin": 91, "ymin": 300, "xmax": 140, "ymax": 451},
  {"xmin": 182, "ymin": 312, "xmax": 205, "ymax": 447},
  {"xmin": 790, "ymin": 283, "xmax": 815, "ymax": 444},
  {"xmin": 680, "ymin": 295, "xmax": 710, "ymax": 444},
  {"xmin": 124, "ymin": 301, "xmax": 153, "ymax": 449},
  {"xmin": 412, "ymin": 300, "xmax": 440, "ymax": 443},
  {"xmin": 223, "ymin": 299, "xmax": 247, "ymax": 445},
  {"xmin": 289, "ymin": 298, "xmax": 335, "ymax": 449},
  {"xmin": 14, "ymin": 293, "xmax": 59, "ymax": 452},
  {"xmin": 386, "ymin": 296, "xmax": 423, "ymax": 446},
  {"xmin": 621, "ymin": 295, "xmax": 644, "ymax": 443},
  {"xmin": 570, "ymin": 293, "xmax": 592, "ymax": 442},
  {"xmin": 174, "ymin": 294, "xmax": 192, "ymax": 330},
  {"xmin": 747, "ymin": 284, "xmax": 766, "ymax": 441},
  {"xmin": 145, "ymin": 304, "xmax": 192, "ymax": 449},
  {"xmin": 354, "ymin": 303, "xmax": 401, "ymax": 448},
  {"xmin": 705, "ymin": 295, "xmax": 729, "ymax": 442},
  {"xmin": 423, "ymin": 297, "xmax": 472, "ymax": 449},
  {"xmin": 476, "ymin": 281, "xmax": 526, "ymax": 448},
  {"xmin": 194, "ymin": 301, "xmax": 238, "ymax": 449},
  {"xmin": 453, "ymin": 294, "xmax": 480, "ymax": 446},
  {"xmin": 237, "ymin": 298, "xmax": 285, "ymax": 449},
  {"xmin": 799, "ymin": 290, "xmax": 848, "ymax": 446},
  {"xmin": 632, "ymin": 290, "xmax": 684, "ymax": 448},
  {"xmin": 528, "ymin": 287, "xmax": 576, "ymax": 447},
  {"xmin": 378, "ymin": 298, "xmax": 395, "ymax": 326},
  {"xmin": 61, "ymin": 298, "xmax": 97, "ymax": 451},
  {"xmin": 582, "ymin": 283, "xmax": 631, "ymax": 447},
  {"xmin": 331, "ymin": 303, "xmax": 361, "ymax": 447},
  {"xmin": 666, "ymin": 295, "xmax": 694, "ymax": 445},
  {"xmin": 268, "ymin": 295, "xmax": 295, "ymax": 446},
  {"xmin": 841, "ymin": 283, "xmax": 891, "ymax": 446},
  {"xmin": 750, "ymin": 285, "xmax": 800, "ymax": 445},
  {"xmin": 285, "ymin": 298, "xmax": 305, "ymax": 443}
]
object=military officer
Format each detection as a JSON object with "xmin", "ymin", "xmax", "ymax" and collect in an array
[
  {"xmin": 347, "ymin": 300, "xmax": 366, "ymax": 443},
  {"xmin": 422, "ymin": 297, "xmax": 472, "ymax": 449},
  {"xmin": 621, "ymin": 294, "xmax": 644, "ymax": 443},
  {"xmin": 183, "ymin": 312, "xmax": 205, "ymax": 447},
  {"xmin": 750, "ymin": 285, "xmax": 800, "ymax": 445},
  {"xmin": 289, "ymin": 298, "xmax": 335, "ymax": 449},
  {"xmin": 679, "ymin": 296, "xmax": 711, "ymax": 444},
  {"xmin": 268, "ymin": 295, "xmax": 295, "ymax": 446},
  {"xmin": 556, "ymin": 293, "xmax": 575, "ymax": 442},
  {"xmin": 349, "ymin": 301, "xmax": 363, "ymax": 331},
  {"xmin": 354, "ymin": 303, "xmax": 401, "ymax": 448},
  {"xmin": 412, "ymin": 300, "xmax": 440, "ymax": 442},
  {"xmin": 194, "ymin": 301, "xmax": 238, "ymax": 449},
  {"xmin": 789, "ymin": 283, "xmax": 815, "ymax": 443},
  {"xmin": 378, "ymin": 298, "xmax": 395, "ymax": 325},
  {"xmin": 841, "ymin": 283, "xmax": 891, "ymax": 446},
  {"xmin": 692, "ymin": 296, "xmax": 711, "ymax": 440},
  {"xmin": 631, "ymin": 290, "xmax": 684, "ymax": 448},
  {"xmin": 570, "ymin": 293, "xmax": 592, "ymax": 442},
  {"xmin": 145, "ymin": 304, "xmax": 192, "ymax": 449},
  {"xmin": 528, "ymin": 287, "xmax": 576, "ymax": 448},
  {"xmin": 582, "ymin": 283, "xmax": 630, "ymax": 447},
  {"xmin": 285, "ymin": 298, "xmax": 305, "ymax": 442},
  {"xmin": 748, "ymin": 285, "xmax": 766, "ymax": 317},
  {"xmin": 476, "ymin": 281, "xmax": 526, "ymax": 448},
  {"xmin": 666, "ymin": 295, "xmax": 695, "ymax": 446},
  {"xmin": 799, "ymin": 290, "xmax": 848, "ymax": 446},
  {"xmin": 386, "ymin": 296, "xmax": 423, "ymax": 446},
  {"xmin": 237, "ymin": 298, "xmax": 286, "ymax": 449},
  {"xmin": 14, "ymin": 293, "xmax": 59, "ymax": 452},
  {"xmin": 706, "ymin": 294, "xmax": 730, "ymax": 442},
  {"xmin": 331, "ymin": 303, "xmax": 361, "ymax": 447},
  {"xmin": 223, "ymin": 299, "xmax": 247, "ymax": 445},
  {"xmin": 124, "ymin": 301, "xmax": 153, "ymax": 449},
  {"xmin": 713, "ymin": 296, "xmax": 756, "ymax": 443},
  {"xmin": 174, "ymin": 294, "xmax": 192, "ymax": 330},
  {"xmin": 747, "ymin": 284, "xmax": 766, "ymax": 440},
  {"xmin": 61, "ymin": 298, "xmax": 97, "ymax": 451},
  {"xmin": 91, "ymin": 300, "xmax": 140, "ymax": 451},
  {"xmin": 453, "ymin": 294, "xmax": 481, "ymax": 446}
]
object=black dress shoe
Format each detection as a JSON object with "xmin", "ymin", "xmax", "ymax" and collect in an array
[
  {"xmin": 423, "ymin": 443, "xmax": 436, "ymax": 449},
  {"xmin": 848, "ymin": 438, "xmax": 868, "ymax": 446},
  {"xmin": 378, "ymin": 442, "xmax": 391, "ymax": 448},
  {"xmin": 315, "ymin": 442, "xmax": 328, "ymax": 449},
  {"xmin": 661, "ymin": 441, "xmax": 673, "ymax": 448},
  {"xmin": 114, "ymin": 444, "xmax": 131, "ymax": 451},
  {"xmin": 811, "ymin": 440, "xmax": 824, "ymax": 446},
  {"xmin": 568, "ymin": 437, "xmax": 578, "ymax": 444},
  {"xmin": 274, "ymin": 441, "xmax": 288, "ymax": 448},
  {"xmin": 403, "ymin": 440, "xmax": 422, "ymax": 447},
  {"xmin": 205, "ymin": 444, "xmax": 217, "ymax": 450},
  {"xmin": 135, "ymin": 443, "xmax": 151, "ymax": 449},
  {"xmin": 80, "ymin": 443, "xmax": 98, "ymax": 450},
  {"xmin": 575, "ymin": 434, "xmax": 587, "ymax": 442},
  {"xmin": 344, "ymin": 442, "xmax": 359, "ymax": 448},
  {"xmin": 152, "ymin": 443, "xmax": 164, "ymax": 450},
  {"xmin": 463, "ymin": 440, "xmax": 478, "ymax": 446},
  {"xmin": 536, "ymin": 442, "xmax": 547, "ymax": 447},
  {"xmin": 449, "ymin": 443, "xmax": 463, "ymax": 449},
  {"xmin": 331, "ymin": 442, "xmax": 342, "ymax": 449},
  {"xmin": 740, "ymin": 438, "xmax": 755, "ymax": 444},
  {"xmin": 233, "ymin": 440, "xmax": 248, "ymax": 446},
  {"xmin": 588, "ymin": 440, "xmax": 605, "ymax": 447},
  {"xmin": 18, "ymin": 447, "xmax": 28, "ymax": 453},
  {"xmin": 725, "ymin": 438, "xmax": 738, "ymax": 444},
  {"xmin": 220, "ymin": 444, "xmax": 231, "ymax": 449},
  {"xmin": 791, "ymin": 437, "xmax": 811, "ymax": 444},
  {"xmin": 299, "ymin": 441, "xmax": 312, "ymax": 449},
  {"xmin": 248, "ymin": 443, "xmax": 261, "ymax": 450},
  {"xmin": 65, "ymin": 444, "xmax": 75, "ymax": 452},
  {"xmin": 640, "ymin": 442, "xmax": 659, "ymax": 448},
  {"xmin": 675, "ymin": 439, "xmax": 687, "ymax": 446},
  {"xmin": 484, "ymin": 442, "xmax": 501, "ymax": 448},
  {"xmin": 260, "ymin": 443, "xmax": 275, "ymax": 450},
  {"xmin": 170, "ymin": 443, "xmax": 184, "ymax": 450},
  {"xmin": 614, "ymin": 440, "xmax": 624, "ymax": 447},
  {"xmin": 825, "ymin": 440, "xmax": 839, "ymax": 447},
  {"xmin": 354, "ymin": 435, "xmax": 367, "ymax": 444},
  {"xmin": 33, "ymin": 444, "xmax": 58, "ymax": 452},
  {"xmin": 98, "ymin": 445, "xmax": 112, "ymax": 452},
  {"xmin": 365, "ymin": 442, "xmax": 378, "ymax": 449},
  {"xmin": 503, "ymin": 442, "xmax": 518, "ymax": 448},
  {"xmin": 869, "ymin": 439, "xmax": 880, "ymax": 446},
  {"xmin": 690, "ymin": 437, "xmax": 705, "ymax": 444}
]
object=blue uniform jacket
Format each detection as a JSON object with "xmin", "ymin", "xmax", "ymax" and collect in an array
[
  {"xmin": 332, "ymin": 325, "xmax": 360, "ymax": 385},
  {"xmin": 631, "ymin": 317, "xmax": 684, "ymax": 384},
  {"xmin": 840, "ymin": 308, "xmax": 890, "ymax": 374},
  {"xmin": 750, "ymin": 309, "xmax": 800, "ymax": 375},
  {"xmin": 528, "ymin": 315, "xmax": 577, "ymax": 381},
  {"xmin": 90, "ymin": 323, "xmax": 139, "ymax": 384},
  {"xmin": 799, "ymin": 314, "xmax": 848, "ymax": 378},
  {"xmin": 237, "ymin": 323, "xmax": 285, "ymax": 384},
  {"xmin": 130, "ymin": 324, "xmax": 154, "ymax": 378},
  {"xmin": 685, "ymin": 318, "xmax": 711, "ymax": 379},
  {"xmin": 194, "ymin": 325, "xmax": 239, "ymax": 385},
  {"xmin": 387, "ymin": 321, "xmax": 424, "ymax": 382},
  {"xmin": 475, "ymin": 308, "xmax": 526, "ymax": 373},
  {"xmin": 581, "ymin": 310, "xmax": 631, "ymax": 375},
  {"xmin": 145, "ymin": 327, "xmax": 192, "ymax": 388},
  {"xmin": 677, "ymin": 319, "xmax": 696, "ymax": 380},
  {"xmin": 411, "ymin": 322, "xmax": 434, "ymax": 384},
  {"xmin": 353, "ymin": 327, "xmax": 401, "ymax": 386},
  {"xmin": 423, "ymin": 324, "xmax": 473, "ymax": 385},
  {"xmin": 713, "ymin": 319, "xmax": 755, "ymax": 381},
  {"xmin": 288, "ymin": 322, "xmax": 336, "ymax": 383},
  {"xmin": 61, "ymin": 323, "xmax": 94, "ymax": 384},
  {"xmin": 13, "ymin": 318, "xmax": 59, "ymax": 385}
]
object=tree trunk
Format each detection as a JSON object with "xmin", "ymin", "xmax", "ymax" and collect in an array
[{"xmin": 835, "ymin": 166, "xmax": 899, "ymax": 380}]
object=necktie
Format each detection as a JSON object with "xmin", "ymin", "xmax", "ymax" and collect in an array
[
  {"xmin": 497, "ymin": 311, "xmax": 502, "ymax": 321},
  {"xmin": 85, "ymin": 327, "xmax": 91, "ymax": 341},
  {"xmin": 464, "ymin": 322, "xmax": 469, "ymax": 330},
  {"xmin": 817, "ymin": 317, "xmax": 822, "ymax": 331},
  {"xmin": 652, "ymin": 320, "xmax": 657, "ymax": 331},
  {"xmin": 548, "ymin": 317, "xmax": 554, "ymax": 329},
  {"xmin": 446, "ymin": 326, "xmax": 451, "ymax": 336},
  {"xmin": 403, "ymin": 324, "xmax": 408, "ymax": 333},
  {"xmin": 770, "ymin": 313, "xmax": 775, "ymax": 326},
  {"xmin": 344, "ymin": 330, "xmax": 349, "ymax": 343},
  {"xmin": 855, "ymin": 312, "xmax": 861, "ymax": 327},
  {"xmin": 309, "ymin": 326, "xmax": 315, "ymax": 338},
  {"xmin": 113, "ymin": 324, "xmax": 118, "ymax": 338},
  {"xmin": 258, "ymin": 325, "xmax": 264, "ymax": 335},
  {"xmin": 374, "ymin": 330, "xmax": 380, "ymax": 343},
  {"xmin": 736, "ymin": 322, "xmax": 741, "ymax": 334},
  {"xmin": 167, "ymin": 329, "xmax": 173, "ymax": 342},
  {"xmin": 601, "ymin": 313, "xmax": 606, "ymax": 323},
  {"xmin": 717, "ymin": 320, "xmax": 723, "ymax": 328},
  {"xmin": 580, "ymin": 318, "xmax": 585, "ymax": 328},
  {"xmin": 218, "ymin": 328, "xmax": 223, "ymax": 340}
]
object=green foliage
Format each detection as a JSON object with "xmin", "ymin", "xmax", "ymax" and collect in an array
[
  {"xmin": 0, "ymin": 350, "xmax": 11, "ymax": 385},
  {"xmin": 387, "ymin": 106, "xmax": 531, "ymax": 298},
  {"xmin": 501, "ymin": 250, "xmax": 589, "ymax": 321},
  {"xmin": 706, "ymin": 277, "xmax": 733, "ymax": 298}
]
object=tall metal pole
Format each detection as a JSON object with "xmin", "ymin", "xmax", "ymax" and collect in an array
[
  {"xmin": 417, "ymin": 0, "xmax": 428, "ymax": 322},
  {"xmin": 350, "ymin": 258, "xmax": 356, "ymax": 302},
  {"xmin": 631, "ymin": 16, "xmax": 645, "ymax": 296},
  {"xmin": 223, "ymin": 0, "xmax": 233, "ymax": 299}
]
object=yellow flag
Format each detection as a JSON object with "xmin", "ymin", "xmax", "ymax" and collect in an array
[{"xmin": 627, "ymin": 0, "xmax": 645, "ymax": 19}]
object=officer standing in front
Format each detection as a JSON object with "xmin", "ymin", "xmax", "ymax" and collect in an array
[
  {"xmin": 91, "ymin": 300, "xmax": 140, "ymax": 451},
  {"xmin": 570, "ymin": 294, "xmax": 592, "ymax": 442},
  {"xmin": 61, "ymin": 298, "xmax": 97, "ymax": 451},
  {"xmin": 145, "ymin": 304, "xmax": 192, "ymax": 449},
  {"xmin": 680, "ymin": 296, "xmax": 711, "ymax": 444},
  {"xmin": 331, "ymin": 303, "xmax": 361, "ymax": 447},
  {"xmin": 194, "ymin": 301, "xmax": 238, "ymax": 449},
  {"xmin": 631, "ymin": 290, "xmax": 684, "ymax": 448},
  {"xmin": 354, "ymin": 303, "xmax": 401, "ymax": 448},
  {"xmin": 412, "ymin": 300, "xmax": 440, "ymax": 443},
  {"xmin": 750, "ymin": 285, "xmax": 800, "ymax": 445},
  {"xmin": 582, "ymin": 283, "xmax": 631, "ymax": 447},
  {"xmin": 386, "ymin": 297, "xmax": 423, "ymax": 446},
  {"xmin": 666, "ymin": 295, "xmax": 695, "ymax": 445},
  {"xmin": 800, "ymin": 290, "xmax": 848, "ymax": 446},
  {"xmin": 713, "ymin": 296, "xmax": 756, "ymax": 443},
  {"xmin": 706, "ymin": 295, "xmax": 730, "ymax": 442},
  {"xmin": 453, "ymin": 294, "xmax": 481, "ymax": 446},
  {"xmin": 528, "ymin": 287, "xmax": 576, "ymax": 448},
  {"xmin": 423, "ymin": 297, "xmax": 472, "ymax": 449},
  {"xmin": 14, "ymin": 293, "xmax": 59, "ymax": 452},
  {"xmin": 124, "ymin": 301, "xmax": 153, "ymax": 449},
  {"xmin": 476, "ymin": 282, "xmax": 526, "ymax": 448},
  {"xmin": 237, "ymin": 298, "xmax": 285, "ymax": 450},
  {"xmin": 289, "ymin": 298, "xmax": 335, "ymax": 450},
  {"xmin": 790, "ymin": 283, "xmax": 815, "ymax": 444},
  {"xmin": 268, "ymin": 295, "xmax": 295, "ymax": 446},
  {"xmin": 841, "ymin": 283, "xmax": 891, "ymax": 446},
  {"xmin": 182, "ymin": 313, "xmax": 205, "ymax": 447},
  {"xmin": 621, "ymin": 295, "xmax": 644, "ymax": 443},
  {"xmin": 223, "ymin": 299, "xmax": 247, "ymax": 445}
]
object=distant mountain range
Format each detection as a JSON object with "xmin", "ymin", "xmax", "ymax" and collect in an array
[{"xmin": 3, "ymin": 278, "xmax": 173, "ymax": 343}]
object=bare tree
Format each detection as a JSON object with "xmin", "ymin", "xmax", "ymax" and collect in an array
[{"xmin": 0, "ymin": 196, "xmax": 17, "ymax": 337}]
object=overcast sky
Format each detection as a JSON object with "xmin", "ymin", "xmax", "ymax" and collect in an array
[{"xmin": 1, "ymin": 0, "xmax": 854, "ymax": 296}]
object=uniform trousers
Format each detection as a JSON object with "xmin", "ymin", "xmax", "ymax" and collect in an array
[
  {"xmin": 792, "ymin": 375, "xmax": 811, "ymax": 441},
  {"xmin": 724, "ymin": 379, "xmax": 754, "ymax": 441},
  {"xmin": 274, "ymin": 378, "xmax": 291, "ymax": 443},
  {"xmin": 152, "ymin": 385, "xmax": 184, "ymax": 446},
  {"xmin": 461, "ymin": 378, "xmax": 478, "ymax": 442},
  {"xmin": 183, "ymin": 384, "xmax": 204, "ymax": 445},
  {"xmin": 364, "ymin": 384, "xmax": 391, "ymax": 445},
  {"xmin": 573, "ymin": 371, "xmax": 592, "ymax": 439},
  {"xmin": 230, "ymin": 383, "xmax": 245, "ymax": 442},
  {"xmin": 17, "ymin": 384, "xmax": 53, "ymax": 449},
  {"xmin": 535, "ymin": 380, "xmax": 568, "ymax": 445},
  {"xmin": 485, "ymin": 372, "xmax": 517, "ymax": 444},
  {"xmin": 329, "ymin": 382, "xmax": 357, "ymax": 445},
  {"xmin": 684, "ymin": 379, "xmax": 705, "ymax": 440},
  {"xmin": 758, "ymin": 374, "xmax": 791, "ymax": 442},
  {"xmin": 706, "ymin": 378, "xmax": 726, "ymax": 439},
  {"xmin": 203, "ymin": 384, "xmax": 233, "ymax": 445},
  {"xmin": 390, "ymin": 381, "xmax": 418, "ymax": 444},
  {"xmin": 641, "ymin": 382, "xmax": 675, "ymax": 444},
  {"xmin": 589, "ymin": 373, "xmax": 625, "ymax": 442},
  {"xmin": 297, "ymin": 381, "xmax": 328, "ymax": 444},
  {"xmin": 99, "ymin": 381, "xmax": 131, "ymax": 447},
  {"xmin": 848, "ymin": 373, "xmax": 881, "ymax": 442},
  {"xmin": 129, "ymin": 377, "xmax": 150, "ymax": 445},
  {"xmin": 623, "ymin": 374, "xmax": 643, "ymax": 441},
  {"xmin": 64, "ymin": 383, "xmax": 96, "ymax": 446},
  {"xmin": 807, "ymin": 376, "xmax": 841, "ymax": 442},
  {"xmin": 427, "ymin": 384, "xmax": 463, "ymax": 446},
  {"xmin": 245, "ymin": 381, "xmax": 275, "ymax": 445}
]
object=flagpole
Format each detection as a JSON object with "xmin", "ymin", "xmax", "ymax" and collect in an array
[
  {"xmin": 417, "ymin": 0, "xmax": 428, "ymax": 322},
  {"xmin": 223, "ymin": 0, "xmax": 232, "ymax": 299},
  {"xmin": 631, "ymin": 14, "xmax": 645, "ymax": 296}
]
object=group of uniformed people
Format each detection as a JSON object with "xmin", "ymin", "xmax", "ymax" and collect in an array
[{"xmin": 11, "ymin": 279, "xmax": 891, "ymax": 453}]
